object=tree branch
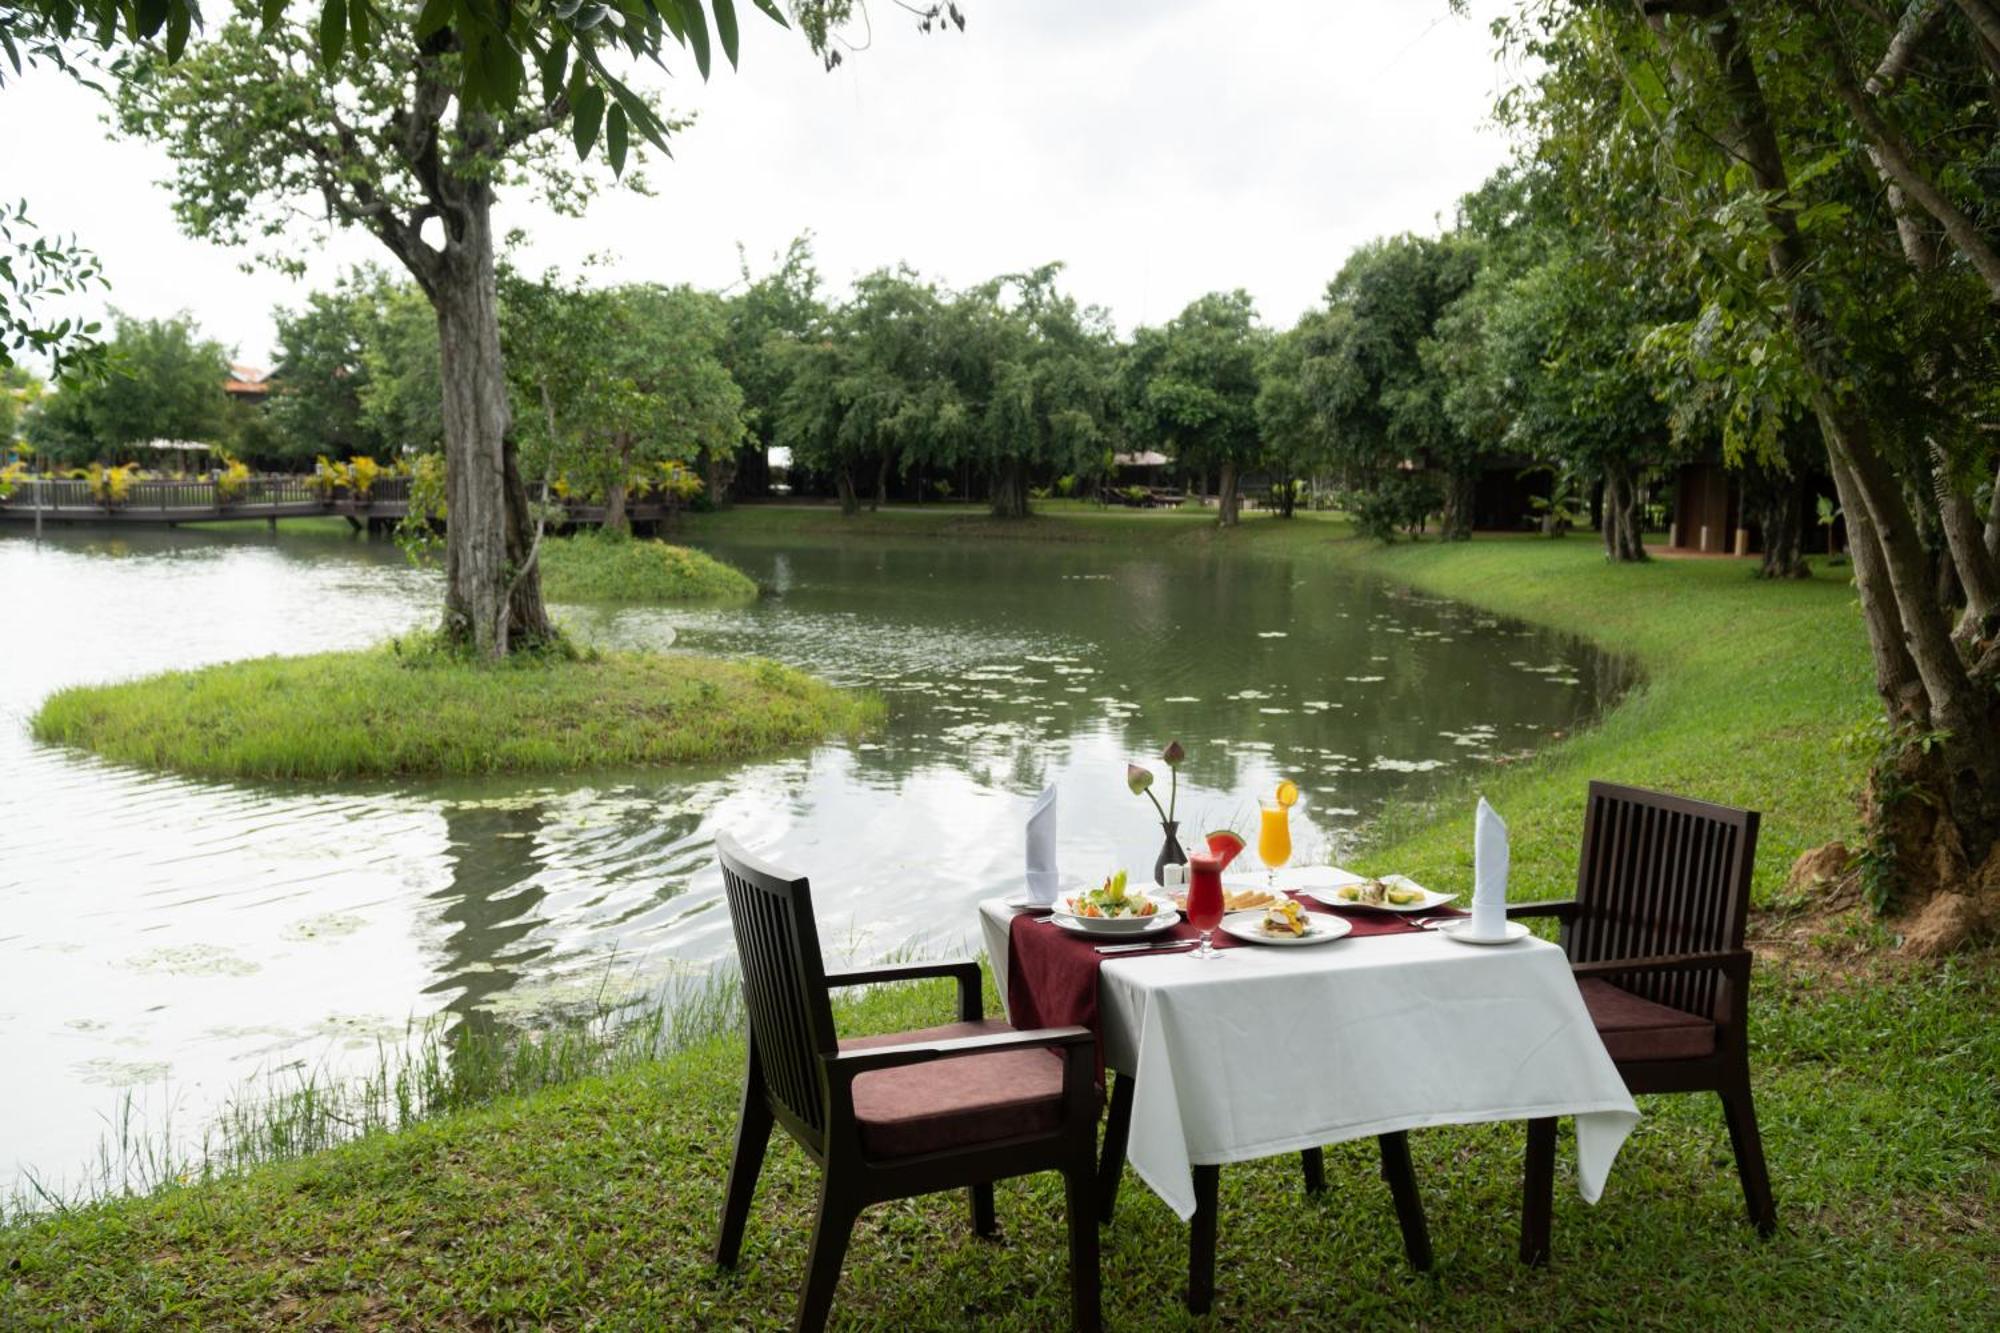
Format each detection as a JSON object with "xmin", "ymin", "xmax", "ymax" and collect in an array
[{"xmin": 1819, "ymin": 15, "xmax": 2000, "ymax": 301}]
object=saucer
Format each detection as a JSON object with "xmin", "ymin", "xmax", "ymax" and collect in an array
[{"xmin": 1436, "ymin": 919, "xmax": 1530, "ymax": 946}]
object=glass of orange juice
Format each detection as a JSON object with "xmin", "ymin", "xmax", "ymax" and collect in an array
[{"xmin": 1260, "ymin": 780, "xmax": 1298, "ymax": 889}]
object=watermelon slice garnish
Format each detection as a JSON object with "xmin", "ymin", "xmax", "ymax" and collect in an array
[{"xmin": 1205, "ymin": 829, "xmax": 1246, "ymax": 870}]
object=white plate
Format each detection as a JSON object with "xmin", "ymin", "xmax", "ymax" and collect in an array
[
  {"xmin": 1052, "ymin": 891, "xmax": 1178, "ymax": 933},
  {"xmin": 1436, "ymin": 919, "xmax": 1530, "ymax": 947},
  {"xmin": 1050, "ymin": 910, "xmax": 1182, "ymax": 940},
  {"xmin": 1311, "ymin": 874, "xmax": 1457, "ymax": 914},
  {"xmin": 1003, "ymin": 894, "xmax": 1057, "ymax": 913},
  {"xmin": 1216, "ymin": 908, "xmax": 1353, "ymax": 947}
]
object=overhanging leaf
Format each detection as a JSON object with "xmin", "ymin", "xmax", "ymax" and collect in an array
[
  {"xmin": 319, "ymin": 0, "xmax": 348, "ymax": 67},
  {"xmin": 713, "ymin": 0, "xmax": 739, "ymax": 69},
  {"xmin": 606, "ymin": 102, "xmax": 629, "ymax": 176},
  {"xmin": 570, "ymin": 70, "xmax": 606, "ymax": 160},
  {"xmin": 677, "ymin": 0, "xmax": 711, "ymax": 79}
]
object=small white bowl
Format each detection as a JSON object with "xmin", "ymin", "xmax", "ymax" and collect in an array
[{"xmin": 1051, "ymin": 892, "xmax": 1179, "ymax": 934}]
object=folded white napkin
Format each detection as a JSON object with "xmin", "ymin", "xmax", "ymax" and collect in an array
[
  {"xmin": 1025, "ymin": 784, "xmax": 1060, "ymax": 904},
  {"xmin": 1471, "ymin": 797, "xmax": 1510, "ymax": 939}
]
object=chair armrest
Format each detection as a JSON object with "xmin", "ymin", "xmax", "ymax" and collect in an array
[
  {"xmin": 1570, "ymin": 949, "xmax": 1751, "ymax": 983},
  {"xmin": 824, "ymin": 959, "xmax": 981, "ymax": 1022},
  {"xmin": 823, "ymin": 1025, "xmax": 1093, "ymax": 1080},
  {"xmin": 1506, "ymin": 898, "xmax": 1578, "ymax": 921}
]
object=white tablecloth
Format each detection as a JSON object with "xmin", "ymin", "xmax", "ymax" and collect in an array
[{"xmin": 979, "ymin": 899, "xmax": 1639, "ymax": 1221}]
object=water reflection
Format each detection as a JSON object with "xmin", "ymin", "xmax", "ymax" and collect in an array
[{"xmin": 0, "ymin": 522, "xmax": 1620, "ymax": 1197}]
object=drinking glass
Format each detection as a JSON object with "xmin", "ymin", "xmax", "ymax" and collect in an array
[
  {"xmin": 1257, "ymin": 801, "xmax": 1292, "ymax": 891},
  {"xmin": 1185, "ymin": 852, "xmax": 1226, "ymax": 960}
]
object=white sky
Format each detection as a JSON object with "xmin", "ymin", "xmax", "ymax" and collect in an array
[{"xmin": 0, "ymin": 1, "xmax": 1525, "ymax": 372}]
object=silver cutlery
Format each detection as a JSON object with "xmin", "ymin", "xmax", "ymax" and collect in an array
[{"xmin": 1095, "ymin": 938, "xmax": 1199, "ymax": 954}]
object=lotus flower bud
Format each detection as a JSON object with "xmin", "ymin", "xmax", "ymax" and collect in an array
[
  {"xmin": 1162, "ymin": 739, "xmax": 1186, "ymax": 769},
  {"xmin": 1126, "ymin": 763, "xmax": 1154, "ymax": 796}
]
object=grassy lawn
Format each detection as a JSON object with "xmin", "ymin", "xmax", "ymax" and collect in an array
[
  {"xmin": 539, "ymin": 532, "xmax": 760, "ymax": 604},
  {"xmin": 30, "ymin": 645, "xmax": 877, "ymax": 780},
  {"xmin": 6, "ymin": 510, "xmax": 1994, "ymax": 1328}
]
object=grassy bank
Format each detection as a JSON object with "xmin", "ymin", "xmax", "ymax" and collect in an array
[
  {"xmin": 539, "ymin": 531, "xmax": 759, "ymax": 603},
  {"xmin": 5, "ymin": 959, "xmax": 1994, "ymax": 1328},
  {"xmin": 7, "ymin": 510, "xmax": 1992, "ymax": 1327},
  {"xmin": 31, "ymin": 645, "xmax": 877, "ymax": 780}
]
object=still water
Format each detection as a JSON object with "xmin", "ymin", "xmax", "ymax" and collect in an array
[{"xmin": 0, "ymin": 521, "xmax": 1619, "ymax": 1198}]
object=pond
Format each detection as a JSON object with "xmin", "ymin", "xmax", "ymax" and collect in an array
[{"xmin": 0, "ymin": 521, "xmax": 1622, "ymax": 1201}]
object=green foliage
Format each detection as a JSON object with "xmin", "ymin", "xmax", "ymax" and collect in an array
[
  {"xmin": 30, "ymin": 644, "xmax": 878, "ymax": 780},
  {"xmin": 0, "ymin": 200, "xmax": 106, "ymax": 378},
  {"xmin": 502, "ymin": 273, "xmax": 744, "ymax": 507},
  {"xmin": 24, "ymin": 312, "xmax": 229, "ymax": 464},
  {"xmin": 1123, "ymin": 289, "xmax": 1265, "ymax": 518},
  {"xmin": 1344, "ymin": 472, "xmax": 1438, "ymax": 543}
]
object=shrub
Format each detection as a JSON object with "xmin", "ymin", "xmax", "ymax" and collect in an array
[
  {"xmin": 1345, "ymin": 473, "xmax": 1439, "ymax": 543},
  {"xmin": 1054, "ymin": 473, "xmax": 1078, "ymax": 497},
  {"xmin": 88, "ymin": 462, "xmax": 139, "ymax": 506},
  {"xmin": 215, "ymin": 457, "xmax": 251, "ymax": 503}
]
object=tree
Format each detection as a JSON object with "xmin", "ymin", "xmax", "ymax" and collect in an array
[
  {"xmin": 24, "ymin": 311, "xmax": 228, "ymax": 463},
  {"xmin": 1302, "ymin": 236, "xmax": 1481, "ymax": 538},
  {"xmin": 108, "ymin": 0, "xmax": 892, "ymax": 657},
  {"xmin": 1507, "ymin": 0, "xmax": 2000, "ymax": 947},
  {"xmin": 1127, "ymin": 291, "xmax": 1265, "ymax": 526},
  {"xmin": 1, "ymin": 365, "xmax": 43, "ymax": 447},
  {"xmin": 504, "ymin": 275, "xmax": 745, "ymax": 529},
  {"xmin": 266, "ymin": 268, "xmax": 401, "ymax": 465},
  {"xmin": 721, "ymin": 235, "xmax": 826, "ymax": 499},
  {"xmin": 1253, "ymin": 324, "xmax": 1329, "ymax": 518}
]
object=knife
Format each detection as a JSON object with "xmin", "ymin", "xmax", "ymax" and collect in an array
[{"xmin": 1095, "ymin": 938, "xmax": 1200, "ymax": 954}]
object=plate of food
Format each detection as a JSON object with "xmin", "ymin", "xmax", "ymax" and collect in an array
[
  {"xmin": 1167, "ymin": 884, "xmax": 1285, "ymax": 914},
  {"xmin": 1052, "ymin": 871, "xmax": 1179, "ymax": 935},
  {"xmin": 1217, "ymin": 900, "xmax": 1353, "ymax": 946},
  {"xmin": 1310, "ymin": 874, "xmax": 1456, "ymax": 914}
]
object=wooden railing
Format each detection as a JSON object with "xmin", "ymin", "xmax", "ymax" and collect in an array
[{"xmin": 0, "ymin": 473, "xmax": 684, "ymax": 528}]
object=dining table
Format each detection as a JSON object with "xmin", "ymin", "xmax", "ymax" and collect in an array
[{"xmin": 978, "ymin": 873, "xmax": 1640, "ymax": 1307}]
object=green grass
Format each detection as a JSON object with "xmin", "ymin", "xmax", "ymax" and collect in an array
[
  {"xmin": 6, "ymin": 508, "xmax": 1992, "ymax": 1329},
  {"xmin": 538, "ymin": 531, "xmax": 760, "ymax": 604},
  {"xmin": 30, "ymin": 644, "xmax": 879, "ymax": 780},
  {"xmin": 4, "ymin": 960, "xmax": 1994, "ymax": 1329}
]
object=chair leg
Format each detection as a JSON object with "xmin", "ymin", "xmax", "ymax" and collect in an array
[
  {"xmin": 969, "ymin": 1182, "xmax": 998, "ymax": 1239},
  {"xmin": 1719, "ymin": 1084, "xmax": 1778, "ymax": 1236},
  {"xmin": 1377, "ymin": 1131, "xmax": 1432, "ymax": 1272},
  {"xmin": 1097, "ymin": 1072, "xmax": 1135, "ymax": 1225},
  {"xmin": 1187, "ymin": 1164, "xmax": 1219, "ymax": 1316},
  {"xmin": 1300, "ymin": 1146, "xmax": 1326, "ymax": 1195},
  {"xmin": 1064, "ymin": 1160, "xmax": 1103, "ymax": 1333},
  {"xmin": 1520, "ymin": 1117, "xmax": 1557, "ymax": 1266},
  {"xmin": 795, "ymin": 1175, "xmax": 859, "ymax": 1333},
  {"xmin": 715, "ymin": 1082, "xmax": 774, "ymax": 1268}
]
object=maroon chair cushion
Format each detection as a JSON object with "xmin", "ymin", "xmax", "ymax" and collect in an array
[
  {"xmin": 839, "ymin": 1019, "xmax": 1067, "ymax": 1158},
  {"xmin": 1578, "ymin": 978, "xmax": 1718, "ymax": 1062}
]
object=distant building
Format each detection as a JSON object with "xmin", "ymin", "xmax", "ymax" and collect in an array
[{"xmin": 224, "ymin": 364, "xmax": 270, "ymax": 407}]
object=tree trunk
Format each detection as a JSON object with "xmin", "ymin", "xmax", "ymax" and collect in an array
[
  {"xmin": 1654, "ymin": 0, "xmax": 2000, "ymax": 941},
  {"xmin": 433, "ymin": 203, "xmax": 551, "ymax": 657},
  {"xmin": 1745, "ymin": 463, "xmax": 1806, "ymax": 578},
  {"xmin": 1439, "ymin": 468, "xmax": 1475, "ymax": 542},
  {"xmin": 1600, "ymin": 468, "xmax": 1649, "ymax": 562},
  {"xmin": 990, "ymin": 455, "xmax": 1029, "ymax": 519},
  {"xmin": 1217, "ymin": 459, "xmax": 1240, "ymax": 527},
  {"xmin": 835, "ymin": 467, "xmax": 859, "ymax": 516},
  {"xmin": 1276, "ymin": 474, "xmax": 1297, "ymax": 519},
  {"xmin": 871, "ymin": 454, "xmax": 889, "ymax": 512}
]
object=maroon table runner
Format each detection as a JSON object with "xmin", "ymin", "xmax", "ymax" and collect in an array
[{"xmin": 1005, "ymin": 894, "xmax": 1467, "ymax": 1066}]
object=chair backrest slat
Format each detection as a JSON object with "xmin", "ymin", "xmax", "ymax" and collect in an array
[
  {"xmin": 715, "ymin": 833, "xmax": 838, "ymax": 1145},
  {"xmin": 1571, "ymin": 782, "xmax": 1758, "ymax": 1019}
]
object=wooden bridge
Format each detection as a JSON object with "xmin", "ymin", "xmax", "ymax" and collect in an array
[{"xmin": 0, "ymin": 475, "xmax": 687, "ymax": 532}]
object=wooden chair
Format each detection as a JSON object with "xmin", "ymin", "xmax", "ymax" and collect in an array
[
  {"xmin": 1511, "ymin": 781, "xmax": 1776, "ymax": 1263},
  {"xmin": 711, "ymin": 833, "xmax": 1102, "ymax": 1333},
  {"xmin": 1097, "ymin": 1077, "xmax": 1432, "ymax": 1314}
]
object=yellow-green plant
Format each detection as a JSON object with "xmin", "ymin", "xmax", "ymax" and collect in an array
[
  {"xmin": 348, "ymin": 455, "xmax": 381, "ymax": 497},
  {"xmin": 659, "ymin": 462, "xmax": 703, "ymax": 503},
  {"xmin": 215, "ymin": 455, "xmax": 251, "ymax": 503},
  {"xmin": 88, "ymin": 462, "xmax": 139, "ymax": 506},
  {"xmin": 0, "ymin": 460, "xmax": 27, "ymax": 502},
  {"xmin": 313, "ymin": 454, "xmax": 345, "ymax": 497}
]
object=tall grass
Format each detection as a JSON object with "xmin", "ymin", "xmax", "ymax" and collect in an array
[
  {"xmin": 31, "ymin": 645, "xmax": 881, "ymax": 781},
  {"xmin": 538, "ymin": 531, "xmax": 760, "ymax": 603},
  {"xmin": 4, "ymin": 965, "xmax": 747, "ymax": 1226}
]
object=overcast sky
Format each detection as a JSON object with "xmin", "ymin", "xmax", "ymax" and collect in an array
[{"xmin": 1, "ymin": 1, "xmax": 1526, "ymax": 372}]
